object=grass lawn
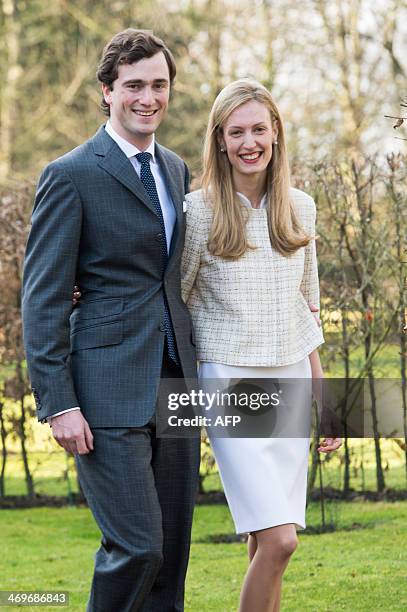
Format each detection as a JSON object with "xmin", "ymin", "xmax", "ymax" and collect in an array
[
  {"xmin": 322, "ymin": 342, "xmax": 401, "ymax": 378},
  {"xmin": 1, "ymin": 501, "xmax": 406, "ymax": 611}
]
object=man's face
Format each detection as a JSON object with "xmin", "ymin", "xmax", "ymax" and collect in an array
[{"xmin": 102, "ymin": 52, "xmax": 170, "ymax": 150}]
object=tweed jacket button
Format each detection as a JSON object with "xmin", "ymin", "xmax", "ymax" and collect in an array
[{"xmin": 159, "ymin": 322, "xmax": 166, "ymax": 332}]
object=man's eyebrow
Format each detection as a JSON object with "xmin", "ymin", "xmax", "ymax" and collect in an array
[{"xmin": 122, "ymin": 78, "xmax": 169, "ymax": 86}]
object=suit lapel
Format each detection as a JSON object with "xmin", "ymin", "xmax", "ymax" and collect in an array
[
  {"xmin": 92, "ymin": 126, "xmax": 159, "ymax": 217},
  {"xmin": 91, "ymin": 127, "xmax": 185, "ymax": 259},
  {"xmin": 155, "ymin": 144, "xmax": 184, "ymax": 258}
]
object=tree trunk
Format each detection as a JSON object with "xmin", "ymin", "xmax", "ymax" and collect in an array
[
  {"xmin": 341, "ymin": 307, "xmax": 352, "ymax": 495},
  {"xmin": 360, "ymin": 440, "xmax": 366, "ymax": 491},
  {"xmin": 366, "ymin": 355, "xmax": 385, "ymax": 492},
  {"xmin": 307, "ymin": 404, "xmax": 320, "ymax": 499},
  {"xmin": 206, "ymin": 0, "xmax": 223, "ymax": 96},
  {"xmin": 401, "ymin": 333, "xmax": 407, "ymax": 484},
  {"xmin": 387, "ymin": 159, "xmax": 407, "ymax": 483},
  {"xmin": 19, "ymin": 395, "xmax": 35, "ymax": 499},
  {"xmin": 0, "ymin": 0, "xmax": 21, "ymax": 180},
  {"xmin": 0, "ymin": 402, "xmax": 8, "ymax": 498},
  {"xmin": 318, "ymin": 453, "xmax": 326, "ymax": 530},
  {"xmin": 393, "ymin": 174, "xmax": 407, "ymax": 483}
]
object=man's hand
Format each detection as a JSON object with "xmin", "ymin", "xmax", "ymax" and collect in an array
[
  {"xmin": 309, "ymin": 303, "xmax": 321, "ymax": 327},
  {"xmin": 50, "ymin": 411, "xmax": 94, "ymax": 455}
]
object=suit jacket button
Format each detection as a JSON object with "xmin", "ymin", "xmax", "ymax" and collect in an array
[
  {"xmin": 155, "ymin": 232, "xmax": 163, "ymax": 242},
  {"xmin": 159, "ymin": 322, "xmax": 166, "ymax": 332}
]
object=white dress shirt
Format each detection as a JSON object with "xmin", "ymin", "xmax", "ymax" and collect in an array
[{"xmin": 49, "ymin": 121, "xmax": 176, "ymax": 423}]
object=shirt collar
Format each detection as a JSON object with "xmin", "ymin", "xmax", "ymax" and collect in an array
[
  {"xmin": 105, "ymin": 120, "xmax": 156, "ymax": 162},
  {"xmin": 237, "ymin": 191, "xmax": 268, "ymax": 209}
]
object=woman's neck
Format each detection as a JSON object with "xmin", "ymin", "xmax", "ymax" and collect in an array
[{"xmin": 233, "ymin": 172, "xmax": 267, "ymax": 209}]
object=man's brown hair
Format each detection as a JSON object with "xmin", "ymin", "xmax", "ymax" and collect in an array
[{"xmin": 97, "ymin": 29, "xmax": 176, "ymax": 116}]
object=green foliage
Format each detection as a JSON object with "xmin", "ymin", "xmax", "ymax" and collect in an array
[
  {"xmin": 0, "ymin": 502, "xmax": 406, "ymax": 610},
  {"xmin": 3, "ymin": 0, "xmax": 404, "ymax": 182},
  {"xmin": 323, "ymin": 343, "xmax": 401, "ymax": 378}
]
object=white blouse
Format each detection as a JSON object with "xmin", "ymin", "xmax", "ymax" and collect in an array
[{"xmin": 181, "ymin": 187, "xmax": 324, "ymax": 366}]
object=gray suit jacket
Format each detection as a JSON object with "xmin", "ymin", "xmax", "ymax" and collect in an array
[{"xmin": 22, "ymin": 126, "xmax": 197, "ymax": 426}]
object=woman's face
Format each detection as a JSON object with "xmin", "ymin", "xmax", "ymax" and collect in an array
[{"xmin": 219, "ymin": 99, "xmax": 277, "ymax": 184}]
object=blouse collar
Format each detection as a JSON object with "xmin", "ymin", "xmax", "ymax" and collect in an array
[{"xmin": 236, "ymin": 191, "xmax": 267, "ymax": 209}]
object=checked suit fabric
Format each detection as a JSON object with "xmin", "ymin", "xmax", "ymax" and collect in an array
[{"xmin": 135, "ymin": 151, "xmax": 179, "ymax": 364}]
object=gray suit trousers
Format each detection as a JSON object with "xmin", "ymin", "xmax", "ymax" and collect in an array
[{"xmin": 76, "ymin": 354, "xmax": 200, "ymax": 612}]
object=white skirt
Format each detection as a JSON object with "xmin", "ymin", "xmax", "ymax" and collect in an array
[{"xmin": 199, "ymin": 357, "xmax": 312, "ymax": 534}]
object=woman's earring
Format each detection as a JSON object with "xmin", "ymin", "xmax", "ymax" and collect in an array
[
  {"xmin": 220, "ymin": 147, "xmax": 226, "ymax": 152},
  {"xmin": 274, "ymin": 140, "xmax": 278, "ymax": 145}
]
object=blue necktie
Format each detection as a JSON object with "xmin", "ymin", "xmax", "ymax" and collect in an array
[{"xmin": 135, "ymin": 151, "xmax": 179, "ymax": 365}]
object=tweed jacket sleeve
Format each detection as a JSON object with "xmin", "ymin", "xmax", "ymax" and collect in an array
[
  {"xmin": 297, "ymin": 196, "xmax": 320, "ymax": 309},
  {"xmin": 181, "ymin": 193, "xmax": 206, "ymax": 304}
]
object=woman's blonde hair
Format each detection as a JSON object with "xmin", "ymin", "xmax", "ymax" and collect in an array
[{"xmin": 202, "ymin": 78, "xmax": 311, "ymax": 259}]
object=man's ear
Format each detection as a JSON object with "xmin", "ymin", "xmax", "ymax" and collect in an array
[{"xmin": 101, "ymin": 83, "xmax": 112, "ymax": 106}]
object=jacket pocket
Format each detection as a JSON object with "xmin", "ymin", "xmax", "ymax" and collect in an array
[
  {"xmin": 70, "ymin": 320, "xmax": 123, "ymax": 353},
  {"xmin": 73, "ymin": 297, "xmax": 124, "ymax": 320}
]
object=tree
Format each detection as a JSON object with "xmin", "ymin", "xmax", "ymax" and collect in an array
[{"xmin": 0, "ymin": 182, "xmax": 36, "ymax": 497}]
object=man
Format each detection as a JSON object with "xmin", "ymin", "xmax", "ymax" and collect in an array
[{"xmin": 22, "ymin": 29, "xmax": 200, "ymax": 612}]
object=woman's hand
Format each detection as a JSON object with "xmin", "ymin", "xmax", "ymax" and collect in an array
[
  {"xmin": 317, "ymin": 438, "xmax": 342, "ymax": 453},
  {"xmin": 309, "ymin": 303, "xmax": 321, "ymax": 327},
  {"xmin": 72, "ymin": 285, "xmax": 81, "ymax": 305}
]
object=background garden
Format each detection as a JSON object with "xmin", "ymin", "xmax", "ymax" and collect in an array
[{"xmin": 1, "ymin": 1, "xmax": 407, "ymax": 610}]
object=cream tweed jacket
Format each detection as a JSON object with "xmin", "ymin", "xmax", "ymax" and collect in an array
[{"xmin": 181, "ymin": 187, "xmax": 324, "ymax": 366}]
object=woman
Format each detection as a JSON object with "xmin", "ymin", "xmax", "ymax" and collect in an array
[{"xmin": 181, "ymin": 79, "xmax": 341, "ymax": 611}]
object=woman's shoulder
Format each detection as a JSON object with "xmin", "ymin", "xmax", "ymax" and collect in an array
[
  {"xmin": 289, "ymin": 187, "xmax": 316, "ymax": 210},
  {"xmin": 184, "ymin": 189, "xmax": 213, "ymax": 218},
  {"xmin": 289, "ymin": 187, "xmax": 316, "ymax": 225}
]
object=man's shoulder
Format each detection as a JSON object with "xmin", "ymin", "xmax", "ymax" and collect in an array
[
  {"xmin": 46, "ymin": 143, "xmax": 90, "ymax": 170},
  {"xmin": 155, "ymin": 143, "xmax": 186, "ymax": 168},
  {"xmin": 41, "ymin": 127, "xmax": 107, "ymax": 176}
]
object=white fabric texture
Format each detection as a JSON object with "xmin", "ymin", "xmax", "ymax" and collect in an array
[{"xmin": 199, "ymin": 358, "xmax": 312, "ymax": 534}]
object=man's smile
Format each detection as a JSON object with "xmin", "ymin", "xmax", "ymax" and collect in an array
[{"xmin": 132, "ymin": 109, "xmax": 159, "ymax": 116}]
